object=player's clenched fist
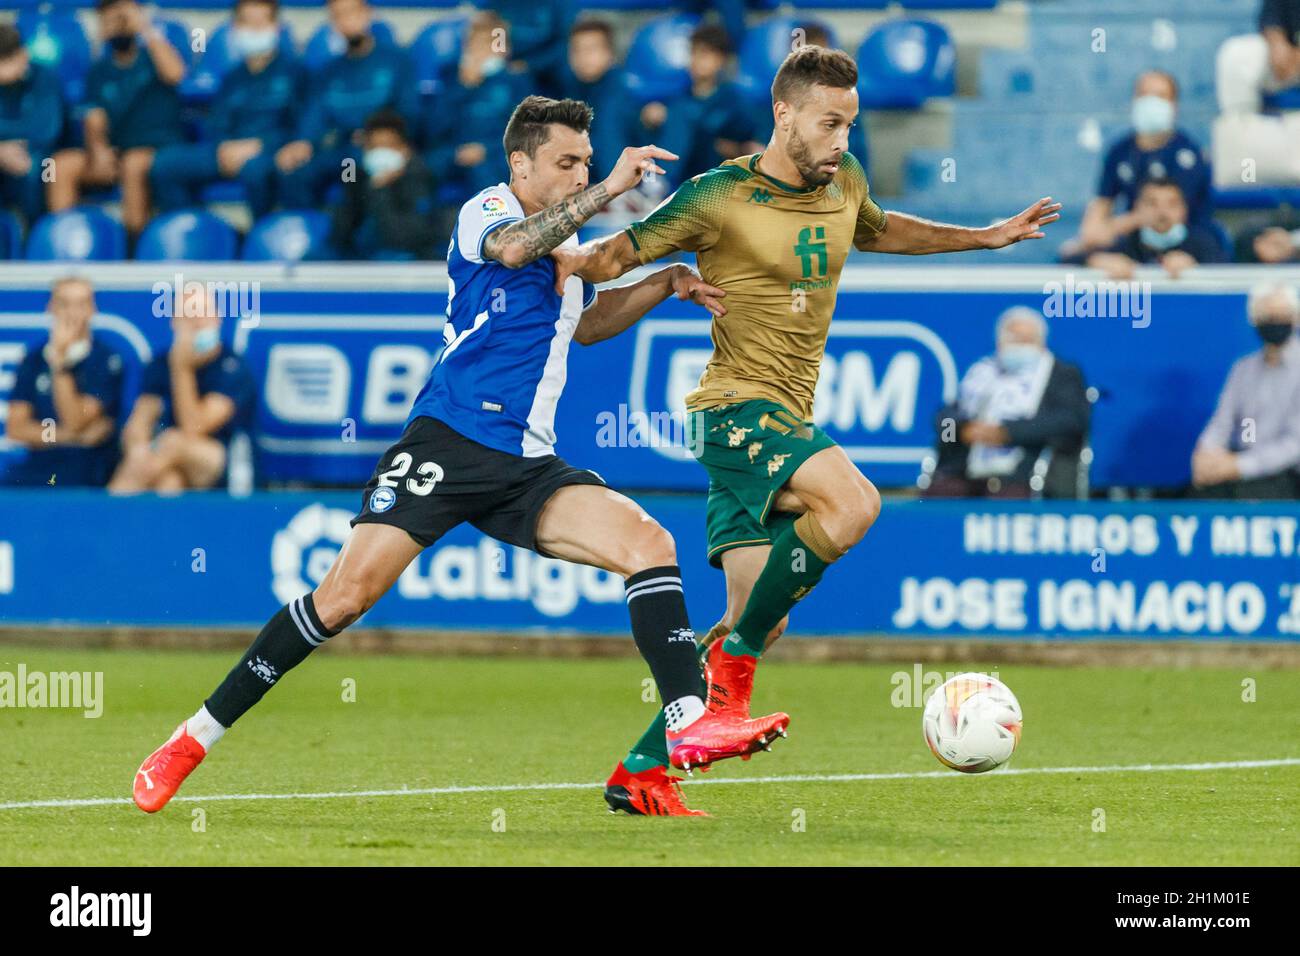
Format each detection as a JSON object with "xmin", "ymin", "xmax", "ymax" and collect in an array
[{"xmin": 603, "ymin": 145, "xmax": 678, "ymax": 198}]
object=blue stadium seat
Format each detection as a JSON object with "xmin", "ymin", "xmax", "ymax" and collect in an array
[
  {"xmin": 181, "ymin": 21, "xmax": 297, "ymax": 103},
  {"xmin": 0, "ymin": 211, "xmax": 22, "ymax": 260},
  {"xmin": 624, "ymin": 14, "xmax": 700, "ymax": 104},
  {"xmin": 136, "ymin": 210, "xmax": 239, "ymax": 261},
  {"xmin": 736, "ymin": 16, "xmax": 839, "ymax": 104},
  {"xmin": 243, "ymin": 211, "xmax": 333, "ymax": 262},
  {"xmin": 302, "ymin": 20, "xmax": 396, "ymax": 73},
  {"xmin": 26, "ymin": 207, "xmax": 126, "ymax": 261},
  {"xmin": 17, "ymin": 8, "xmax": 91, "ymax": 105},
  {"xmin": 856, "ymin": 18, "xmax": 956, "ymax": 109},
  {"xmin": 409, "ymin": 17, "xmax": 467, "ymax": 98}
]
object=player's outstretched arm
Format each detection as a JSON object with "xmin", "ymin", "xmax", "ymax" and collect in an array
[
  {"xmin": 860, "ymin": 198, "xmax": 1062, "ymax": 255},
  {"xmin": 574, "ymin": 264, "xmax": 725, "ymax": 346},
  {"xmin": 483, "ymin": 145, "xmax": 677, "ymax": 269}
]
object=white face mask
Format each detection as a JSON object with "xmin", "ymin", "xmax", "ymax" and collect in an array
[
  {"xmin": 193, "ymin": 326, "xmax": 221, "ymax": 353},
  {"xmin": 998, "ymin": 343, "xmax": 1042, "ymax": 374},
  {"xmin": 1131, "ymin": 94, "xmax": 1174, "ymax": 135}
]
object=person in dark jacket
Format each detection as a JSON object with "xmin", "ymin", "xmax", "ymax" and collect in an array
[
  {"xmin": 924, "ymin": 307, "xmax": 1090, "ymax": 498},
  {"xmin": 0, "ymin": 24, "xmax": 64, "ymax": 223},
  {"xmin": 330, "ymin": 110, "xmax": 441, "ymax": 260},
  {"xmin": 1063, "ymin": 177, "xmax": 1226, "ymax": 280},
  {"xmin": 151, "ymin": 0, "xmax": 301, "ymax": 217}
]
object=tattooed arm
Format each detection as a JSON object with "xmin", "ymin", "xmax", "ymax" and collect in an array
[{"xmin": 482, "ymin": 144, "xmax": 677, "ymax": 269}]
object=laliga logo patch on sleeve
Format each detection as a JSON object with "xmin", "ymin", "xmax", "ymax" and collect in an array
[{"xmin": 481, "ymin": 195, "xmax": 510, "ymax": 220}]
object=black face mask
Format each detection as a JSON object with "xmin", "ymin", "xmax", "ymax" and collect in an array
[
  {"xmin": 108, "ymin": 34, "xmax": 136, "ymax": 54},
  {"xmin": 344, "ymin": 32, "xmax": 368, "ymax": 52},
  {"xmin": 1256, "ymin": 321, "xmax": 1296, "ymax": 346}
]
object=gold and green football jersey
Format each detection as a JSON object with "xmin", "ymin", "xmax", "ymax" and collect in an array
[{"xmin": 625, "ymin": 151, "xmax": 887, "ymax": 419}]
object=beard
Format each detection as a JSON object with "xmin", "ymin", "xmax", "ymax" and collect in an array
[{"xmin": 787, "ymin": 126, "xmax": 837, "ymax": 187}]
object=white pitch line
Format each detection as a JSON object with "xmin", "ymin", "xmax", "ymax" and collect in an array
[{"xmin": 1, "ymin": 757, "xmax": 1296, "ymax": 812}]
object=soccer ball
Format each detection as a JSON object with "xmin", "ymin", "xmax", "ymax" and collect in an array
[{"xmin": 922, "ymin": 673, "xmax": 1023, "ymax": 773}]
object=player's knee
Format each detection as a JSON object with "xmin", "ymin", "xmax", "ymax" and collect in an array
[
  {"xmin": 838, "ymin": 475, "xmax": 881, "ymax": 544},
  {"xmin": 314, "ymin": 577, "xmax": 376, "ymax": 632},
  {"xmin": 623, "ymin": 520, "xmax": 677, "ymax": 574}
]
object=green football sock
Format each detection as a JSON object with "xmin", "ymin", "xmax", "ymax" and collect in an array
[
  {"xmin": 724, "ymin": 513, "xmax": 841, "ymax": 658},
  {"xmin": 624, "ymin": 713, "xmax": 670, "ymax": 773}
]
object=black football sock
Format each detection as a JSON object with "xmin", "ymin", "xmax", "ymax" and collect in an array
[
  {"xmin": 624, "ymin": 566, "xmax": 705, "ymax": 712},
  {"xmin": 204, "ymin": 592, "xmax": 339, "ymax": 728}
]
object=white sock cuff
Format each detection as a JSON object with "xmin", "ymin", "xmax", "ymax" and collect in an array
[
  {"xmin": 664, "ymin": 695, "xmax": 706, "ymax": 733},
  {"xmin": 186, "ymin": 705, "xmax": 227, "ymax": 753}
]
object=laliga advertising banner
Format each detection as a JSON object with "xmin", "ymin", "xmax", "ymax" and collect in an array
[
  {"xmin": 0, "ymin": 491, "xmax": 1297, "ymax": 641},
  {"xmin": 0, "ymin": 268, "xmax": 1264, "ymax": 489}
]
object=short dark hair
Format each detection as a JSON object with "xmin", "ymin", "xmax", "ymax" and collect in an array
[
  {"xmin": 772, "ymin": 44, "xmax": 858, "ymax": 105},
  {"xmin": 0, "ymin": 24, "xmax": 23, "ymax": 60},
  {"xmin": 571, "ymin": 18, "xmax": 614, "ymax": 48},
  {"xmin": 690, "ymin": 24, "xmax": 732, "ymax": 56},
  {"xmin": 95, "ymin": 0, "xmax": 133, "ymax": 12},
  {"xmin": 1138, "ymin": 176, "xmax": 1184, "ymax": 198},
  {"xmin": 233, "ymin": 0, "xmax": 279, "ymax": 16},
  {"xmin": 364, "ymin": 108, "xmax": 408, "ymax": 143},
  {"xmin": 502, "ymin": 95, "xmax": 593, "ymax": 159}
]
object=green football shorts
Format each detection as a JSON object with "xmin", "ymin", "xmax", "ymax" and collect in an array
[{"xmin": 687, "ymin": 399, "xmax": 838, "ymax": 567}]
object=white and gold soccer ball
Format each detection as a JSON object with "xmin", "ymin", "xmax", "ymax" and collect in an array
[{"xmin": 922, "ymin": 673, "xmax": 1023, "ymax": 773}]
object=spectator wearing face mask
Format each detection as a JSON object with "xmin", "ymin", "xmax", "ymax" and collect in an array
[
  {"xmin": 46, "ymin": 0, "xmax": 188, "ymax": 238},
  {"xmin": 423, "ymin": 11, "xmax": 530, "ymax": 205},
  {"xmin": 109, "ymin": 284, "xmax": 256, "ymax": 494},
  {"xmin": 275, "ymin": 0, "xmax": 418, "ymax": 211},
  {"xmin": 3, "ymin": 277, "xmax": 125, "ymax": 488},
  {"xmin": 330, "ymin": 110, "xmax": 441, "ymax": 260},
  {"xmin": 1192, "ymin": 281, "xmax": 1300, "ymax": 500},
  {"xmin": 923, "ymin": 307, "xmax": 1090, "ymax": 499},
  {"xmin": 151, "ymin": 0, "xmax": 301, "ymax": 218},
  {"xmin": 1065, "ymin": 178, "xmax": 1226, "ymax": 280},
  {"xmin": 1071, "ymin": 71, "xmax": 1212, "ymax": 255},
  {"xmin": 0, "ymin": 24, "xmax": 64, "ymax": 224}
]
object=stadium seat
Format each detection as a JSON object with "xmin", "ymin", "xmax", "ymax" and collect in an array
[
  {"xmin": 856, "ymin": 18, "xmax": 956, "ymax": 109},
  {"xmin": 735, "ymin": 16, "xmax": 839, "ymax": 105},
  {"xmin": 136, "ymin": 210, "xmax": 239, "ymax": 261},
  {"xmin": 0, "ymin": 211, "xmax": 22, "ymax": 260},
  {"xmin": 243, "ymin": 211, "xmax": 333, "ymax": 262},
  {"xmin": 302, "ymin": 20, "xmax": 396, "ymax": 73},
  {"xmin": 181, "ymin": 21, "xmax": 297, "ymax": 103},
  {"xmin": 624, "ymin": 14, "xmax": 700, "ymax": 104},
  {"xmin": 409, "ymin": 17, "xmax": 467, "ymax": 98},
  {"xmin": 17, "ymin": 8, "xmax": 92, "ymax": 105},
  {"xmin": 26, "ymin": 207, "xmax": 126, "ymax": 261}
]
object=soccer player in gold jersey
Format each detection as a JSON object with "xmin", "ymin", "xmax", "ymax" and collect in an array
[{"xmin": 560, "ymin": 45, "xmax": 1061, "ymax": 816}]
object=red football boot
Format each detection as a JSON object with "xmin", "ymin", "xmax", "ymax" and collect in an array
[
  {"xmin": 667, "ymin": 709, "xmax": 789, "ymax": 773},
  {"xmin": 603, "ymin": 762, "xmax": 709, "ymax": 817},
  {"xmin": 704, "ymin": 639, "xmax": 758, "ymax": 718},
  {"xmin": 132, "ymin": 722, "xmax": 207, "ymax": 813}
]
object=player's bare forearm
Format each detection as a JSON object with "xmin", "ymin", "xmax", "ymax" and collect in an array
[
  {"xmin": 50, "ymin": 370, "xmax": 101, "ymax": 435},
  {"xmin": 861, "ymin": 198, "xmax": 1061, "ymax": 254},
  {"xmin": 568, "ymin": 231, "xmax": 642, "ymax": 284},
  {"xmin": 574, "ymin": 266, "xmax": 678, "ymax": 346},
  {"xmin": 483, "ymin": 183, "xmax": 613, "ymax": 269}
]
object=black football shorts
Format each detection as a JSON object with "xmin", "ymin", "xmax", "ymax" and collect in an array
[{"xmin": 350, "ymin": 415, "xmax": 606, "ymax": 554}]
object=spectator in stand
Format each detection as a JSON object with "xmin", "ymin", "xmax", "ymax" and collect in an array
[
  {"xmin": 151, "ymin": 0, "xmax": 301, "ymax": 218},
  {"xmin": 1234, "ymin": 216, "xmax": 1300, "ymax": 262},
  {"xmin": 1218, "ymin": 0, "xmax": 1300, "ymax": 113},
  {"xmin": 924, "ymin": 307, "xmax": 1089, "ymax": 499},
  {"xmin": 275, "ymin": 0, "xmax": 418, "ymax": 211},
  {"xmin": 330, "ymin": 110, "xmax": 441, "ymax": 260},
  {"xmin": 0, "ymin": 24, "xmax": 64, "ymax": 224},
  {"xmin": 109, "ymin": 283, "xmax": 256, "ymax": 494},
  {"xmin": 489, "ymin": 0, "xmax": 572, "ymax": 98},
  {"xmin": 46, "ymin": 0, "xmax": 187, "ymax": 238},
  {"xmin": 559, "ymin": 19, "xmax": 626, "ymax": 182},
  {"xmin": 1063, "ymin": 178, "xmax": 1226, "ymax": 280},
  {"xmin": 3, "ymin": 277, "xmax": 125, "ymax": 488},
  {"xmin": 424, "ymin": 11, "xmax": 530, "ymax": 205},
  {"xmin": 1071, "ymin": 70, "xmax": 1212, "ymax": 256},
  {"xmin": 1192, "ymin": 281, "xmax": 1300, "ymax": 500},
  {"xmin": 636, "ymin": 24, "xmax": 760, "ymax": 188}
]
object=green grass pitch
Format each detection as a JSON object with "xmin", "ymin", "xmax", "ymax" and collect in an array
[{"xmin": 1, "ymin": 645, "xmax": 1297, "ymax": 866}]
